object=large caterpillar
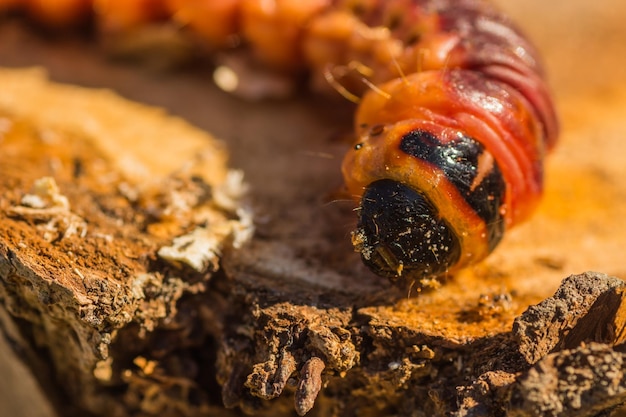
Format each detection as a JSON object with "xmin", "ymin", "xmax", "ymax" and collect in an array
[{"xmin": 1, "ymin": 0, "xmax": 559, "ymax": 283}]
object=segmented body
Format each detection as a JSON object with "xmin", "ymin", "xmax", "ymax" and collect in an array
[{"xmin": 1, "ymin": 0, "xmax": 559, "ymax": 282}]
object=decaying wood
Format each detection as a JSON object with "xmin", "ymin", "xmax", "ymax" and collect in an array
[
  {"xmin": 508, "ymin": 343, "xmax": 626, "ymax": 417},
  {"xmin": 211, "ymin": 270, "xmax": 626, "ymax": 417},
  {"xmin": 514, "ymin": 274, "xmax": 626, "ymax": 365},
  {"xmin": 0, "ymin": 67, "xmax": 252, "ymax": 417}
]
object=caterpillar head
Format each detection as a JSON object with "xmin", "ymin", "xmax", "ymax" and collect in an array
[
  {"xmin": 351, "ymin": 178, "xmax": 461, "ymax": 279},
  {"xmin": 342, "ymin": 121, "xmax": 506, "ymax": 282}
]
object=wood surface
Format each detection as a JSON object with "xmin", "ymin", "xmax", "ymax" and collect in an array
[{"xmin": 0, "ymin": 1, "xmax": 626, "ymax": 416}]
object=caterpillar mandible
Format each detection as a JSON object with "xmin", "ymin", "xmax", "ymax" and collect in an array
[{"xmin": 1, "ymin": 0, "xmax": 559, "ymax": 283}]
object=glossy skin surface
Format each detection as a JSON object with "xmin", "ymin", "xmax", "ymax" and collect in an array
[
  {"xmin": 0, "ymin": 0, "xmax": 559, "ymax": 281},
  {"xmin": 338, "ymin": 2, "xmax": 558, "ymax": 280}
]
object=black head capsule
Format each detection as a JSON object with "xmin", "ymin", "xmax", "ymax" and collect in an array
[{"xmin": 352, "ymin": 179, "xmax": 461, "ymax": 280}]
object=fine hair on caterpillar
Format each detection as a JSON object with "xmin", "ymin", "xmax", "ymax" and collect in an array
[
  {"xmin": 324, "ymin": 60, "xmax": 393, "ymax": 103},
  {"xmin": 1, "ymin": 0, "xmax": 559, "ymax": 286}
]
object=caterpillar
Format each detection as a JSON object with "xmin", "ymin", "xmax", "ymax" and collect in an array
[{"xmin": 1, "ymin": 0, "xmax": 559, "ymax": 283}]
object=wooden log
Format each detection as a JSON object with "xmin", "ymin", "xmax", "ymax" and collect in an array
[{"xmin": 0, "ymin": 67, "xmax": 251, "ymax": 417}]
